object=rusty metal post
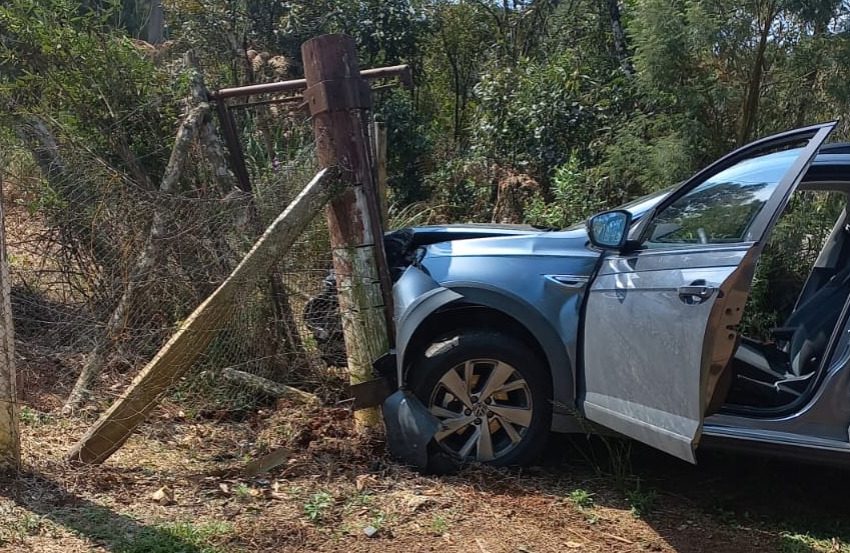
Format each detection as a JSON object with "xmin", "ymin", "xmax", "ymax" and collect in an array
[{"xmin": 302, "ymin": 34, "xmax": 393, "ymax": 431}]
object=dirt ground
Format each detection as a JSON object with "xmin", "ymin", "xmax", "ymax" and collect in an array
[{"xmin": 2, "ymin": 394, "xmax": 850, "ymax": 553}]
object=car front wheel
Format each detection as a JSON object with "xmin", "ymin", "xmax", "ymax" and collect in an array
[{"xmin": 409, "ymin": 330, "xmax": 552, "ymax": 467}]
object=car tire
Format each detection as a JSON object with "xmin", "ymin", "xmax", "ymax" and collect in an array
[{"xmin": 408, "ymin": 330, "xmax": 552, "ymax": 467}]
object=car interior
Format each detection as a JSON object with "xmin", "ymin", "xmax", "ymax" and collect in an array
[{"xmin": 724, "ymin": 178, "xmax": 850, "ymax": 410}]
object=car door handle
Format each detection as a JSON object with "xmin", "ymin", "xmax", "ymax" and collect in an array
[{"xmin": 677, "ymin": 284, "xmax": 716, "ymax": 304}]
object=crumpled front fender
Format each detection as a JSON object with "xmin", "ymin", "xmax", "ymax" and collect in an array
[
  {"xmin": 382, "ymin": 389, "xmax": 462, "ymax": 472},
  {"xmin": 392, "ymin": 265, "xmax": 463, "ymax": 385}
]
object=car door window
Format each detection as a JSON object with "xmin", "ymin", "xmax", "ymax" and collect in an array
[{"xmin": 645, "ymin": 147, "xmax": 804, "ymax": 247}]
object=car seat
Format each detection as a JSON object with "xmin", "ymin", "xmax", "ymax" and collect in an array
[{"xmin": 732, "ymin": 264, "xmax": 850, "ymax": 396}]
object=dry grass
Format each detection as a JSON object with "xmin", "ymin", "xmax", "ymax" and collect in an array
[{"xmin": 4, "ymin": 398, "xmax": 850, "ymax": 553}]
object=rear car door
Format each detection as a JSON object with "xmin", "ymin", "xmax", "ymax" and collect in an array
[{"xmin": 581, "ymin": 123, "xmax": 836, "ymax": 462}]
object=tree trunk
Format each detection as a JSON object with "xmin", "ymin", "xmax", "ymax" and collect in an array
[
  {"xmin": 147, "ymin": 1, "xmax": 165, "ymax": 45},
  {"xmin": 606, "ymin": 0, "xmax": 634, "ymax": 77},
  {"xmin": 737, "ymin": 4, "xmax": 775, "ymax": 146},
  {"xmin": 0, "ymin": 172, "xmax": 19, "ymax": 474}
]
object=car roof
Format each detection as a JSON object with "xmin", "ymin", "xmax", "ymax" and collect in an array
[
  {"xmin": 807, "ymin": 143, "xmax": 850, "ymax": 182},
  {"xmin": 817, "ymin": 143, "xmax": 850, "ymax": 155}
]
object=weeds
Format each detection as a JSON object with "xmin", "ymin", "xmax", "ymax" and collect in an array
[
  {"xmin": 779, "ymin": 531, "xmax": 850, "ymax": 553},
  {"xmin": 430, "ymin": 514, "xmax": 449, "ymax": 535},
  {"xmin": 568, "ymin": 489, "xmax": 595, "ymax": 510},
  {"xmin": 304, "ymin": 491, "xmax": 334, "ymax": 523},
  {"xmin": 19, "ymin": 406, "xmax": 48, "ymax": 426},
  {"xmin": 233, "ymin": 483, "xmax": 252, "ymax": 501},
  {"xmin": 0, "ymin": 510, "xmax": 46, "ymax": 545},
  {"xmin": 627, "ymin": 481, "xmax": 657, "ymax": 517},
  {"xmin": 119, "ymin": 521, "xmax": 233, "ymax": 553},
  {"xmin": 369, "ymin": 511, "xmax": 387, "ymax": 530}
]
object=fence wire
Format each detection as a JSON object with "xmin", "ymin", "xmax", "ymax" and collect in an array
[{"xmin": 5, "ymin": 101, "xmax": 351, "ymax": 425}]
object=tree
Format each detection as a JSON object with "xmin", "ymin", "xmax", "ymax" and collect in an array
[{"xmin": 148, "ymin": 0, "xmax": 165, "ymax": 44}]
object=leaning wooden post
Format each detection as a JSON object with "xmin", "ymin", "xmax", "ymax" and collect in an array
[
  {"xmin": 302, "ymin": 35, "xmax": 393, "ymax": 431},
  {"xmin": 0, "ymin": 173, "xmax": 19, "ymax": 474}
]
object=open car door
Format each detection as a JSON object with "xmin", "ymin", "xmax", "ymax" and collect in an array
[{"xmin": 581, "ymin": 122, "xmax": 836, "ymax": 463}]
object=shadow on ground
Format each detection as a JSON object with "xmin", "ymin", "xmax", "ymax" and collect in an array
[
  {"xmin": 1, "ymin": 472, "xmax": 215, "ymax": 553},
  {"xmin": 536, "ymin": 435, "xmax": 850, "ymax": 552}
]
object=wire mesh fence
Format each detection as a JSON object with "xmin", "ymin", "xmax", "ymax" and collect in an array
[{"xmin": 4, "ymin": 92, "xmax": 350, "ymax": 431}]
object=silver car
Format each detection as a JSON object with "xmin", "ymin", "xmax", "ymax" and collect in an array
[{"xmin": 380, "ymin": 121, "xmax": 850, "ymax": 470}]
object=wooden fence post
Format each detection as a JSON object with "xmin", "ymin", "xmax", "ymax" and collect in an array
[
  {"xmin": 302, "ymin": 34, "xmax": 394, "ymax": 431},
  {"xmin": 371, "ymin": 120, "xmax": 389, "ymax": 226},
  {"xmin": 0, "ymin": 173, "xmax": 19, "ymax": 474}
]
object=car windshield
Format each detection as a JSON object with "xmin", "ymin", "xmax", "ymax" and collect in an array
[
  {"xmin": 565, "ymin": 186, "xmax": 673, "ymax": 230},
  {"xmin": 616, "ymin": 186, "xmax": 675, "ymax": 215}
]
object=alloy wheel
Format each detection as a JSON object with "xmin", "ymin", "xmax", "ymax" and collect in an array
[{"xmin": 427, "ymin": 358, "xmax": 533, "ymax": 462}]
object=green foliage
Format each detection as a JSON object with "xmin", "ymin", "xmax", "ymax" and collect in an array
[
  {"xmin": 170, "ymin": 0, "xmax": 425, "ymax": 84},
  {"xmin": 117, "ymin": 521, "xmax": 233, "ymax": 553},
  {"xmin": 425, "ymin": 156, "xmax": 498, "ymax": 222},
  {"xmin": 304, "ymin": 491, "xmax": 334, "ymax": 523},
  {"xmin": 471, "ymin": 51, "xmax": 617, "ymax": 179},
  {"xmin": 19, "ymin": 406, "xmax": 50, "ymax": 426},
  {"xmin": 375, "ymin": 89, "xmax": 433, "ymax": 205},
  {"xmin": 0, "ymin": 0, "xmax": 175, "ymax": 172},
  {"xmin": 429, "ymin": 514, "xmax": 449, "ymax": 535},
  {"xmin": 627, "ymin": 481, "xmax": 657, "ymax": 517},
  {"xmin": 742, "ymin": 191, "xmax": 845, "ymax": 338},
  {"xmin": 525, "ymin": 155, "xmax": 597, "ymax": 228},
  {"xmin": 590, "ymin": 113, "xmax": 696, "ymax": 204},
  {"xmin": 568, "ymin": 488, "xmax": 595, "ymax": 510},
  {"xmin": 779, "ymin": 532, "xmax": 850, "ymax": 553}
]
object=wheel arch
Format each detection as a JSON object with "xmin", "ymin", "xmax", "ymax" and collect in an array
[{"xmin": 399, "ymin": 287, "xmax": 575, "ymax": 418}]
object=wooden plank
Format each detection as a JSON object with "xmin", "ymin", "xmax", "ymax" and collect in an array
[
  {"xmin": 66, "ymin": 168, "xmax": 338, "ymax": 465},
  {"xmin": 244, "ymin": 446, "xmax": 291, "ymax": 477}
]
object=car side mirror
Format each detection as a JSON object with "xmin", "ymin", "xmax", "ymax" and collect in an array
[{"xmin": 587, "ymin": 209, "xmax": 632, "ymax": 250}]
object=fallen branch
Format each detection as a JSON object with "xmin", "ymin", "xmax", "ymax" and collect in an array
[{"xmin": 220, "ymin": 367, "xmax": 319, "ymax": 405}]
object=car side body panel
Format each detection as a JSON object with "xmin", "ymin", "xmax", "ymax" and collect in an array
[{"xmin": 393, "ymin": 230, "xmax": 599, "ymax": 429}]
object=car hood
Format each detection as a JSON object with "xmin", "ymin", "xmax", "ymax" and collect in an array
[
  {"xmin": 402, "ymin": 223, "xmax": 552, "ymax": 246},
  {"xmin": 422, "ymin": 225, "xmax": 594, "ymax": 261}
]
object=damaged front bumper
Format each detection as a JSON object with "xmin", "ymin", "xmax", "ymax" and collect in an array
[
  {"xmin": 349, "ymin": 354, "xmax": 442, "ymax": 470},
  {"xmin": 382, "ymin": 389, "xmax": 441, "ymax": 468},
  {"xmin": 348, "ymin": 265, "xmax": 465, "ymax": 470}
]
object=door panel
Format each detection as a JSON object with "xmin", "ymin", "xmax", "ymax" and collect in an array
[
  {"xmin": 581, "ymin": 122, "xmax": 835, "ymax": 462},
  {"xmin": 584, "ymin": 252, "xmax": 746, "ymax": 462}
]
